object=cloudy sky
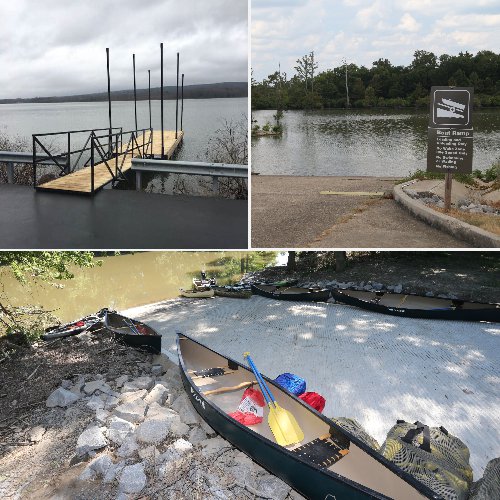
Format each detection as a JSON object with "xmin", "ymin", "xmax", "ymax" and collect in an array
[
  {"xmin": 252, "ymin": 0, "xmax": 500, "ymax": 81},
  {"xmin": 0, "ymin": 0, "xmax": 248, "ymax": 99}
]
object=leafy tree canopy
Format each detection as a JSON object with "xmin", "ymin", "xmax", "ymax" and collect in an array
[{"xmin": 0, "ymin": 251, "xmax": 100, "ymax": 284}]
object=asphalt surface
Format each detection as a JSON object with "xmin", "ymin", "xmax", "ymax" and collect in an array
[
  {"xmin": 0, "ymin": 184, "xmax": 247, "ymax": 249},
  {"xmin": 251, "ymin": 176, "xmax": 471, "ymax": 248}
]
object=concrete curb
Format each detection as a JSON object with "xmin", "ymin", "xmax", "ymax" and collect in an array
[{"xmin": 393, "ymin": 182, "xmax": 500, "ymax": 248}]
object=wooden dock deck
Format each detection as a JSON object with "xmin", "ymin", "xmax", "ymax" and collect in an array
[{"xmin": 37, "ymin": 130, "xmax": 183, "ymax": 195}]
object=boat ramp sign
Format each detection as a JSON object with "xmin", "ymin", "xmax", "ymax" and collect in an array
[{"xmin": 427, "ymin": 86, "xmax": 473, "ymax": 174}]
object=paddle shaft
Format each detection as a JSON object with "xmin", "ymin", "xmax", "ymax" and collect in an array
[
  {"xmin": 245, "ymin": 355, "xmax": 277, "ymax": 406},
  {"xmin": 203, "ymin": 380, "xmax": 256, "ymax": 396},
  {"xmin": 124, "ymin": 318, "xmax": 141, "ymax": 335}
]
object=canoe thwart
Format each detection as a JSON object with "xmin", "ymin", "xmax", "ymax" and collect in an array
[
  {"xmin": 292, "ymin": 435, "xmax": 350, "ymax": 469},
  {"xmin": 203, "ymin": 380, "xmax": 257, "ymax": 396}
]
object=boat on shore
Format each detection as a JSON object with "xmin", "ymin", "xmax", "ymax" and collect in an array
[
  {"xmin": 330, "ymin": 289, "xmax": 500, "ymax": 322},
  {"xmin": 213, "ymin": 286, "xmax": 252, "ymax": 299},
  {"xmin": 180, "ymin": 288, "xmax": 215, "ymax": 298},
  {"xmin": 177, "ymin": 334, "xmax": 438, "ymax": 499},
  {"xmin": 103, "ymin": 311, "xmax": 161, "ymax": 353},
  {"xmin": 251, "ymin": 284, "xmax": 330, "ymax": 302}
]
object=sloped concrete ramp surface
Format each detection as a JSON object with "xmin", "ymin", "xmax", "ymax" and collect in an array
[{"xmin": 125, "ymin": 296, "xmax": 500, "ymax": 476}]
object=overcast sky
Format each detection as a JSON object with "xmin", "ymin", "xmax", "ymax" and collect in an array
[
  {"xmin": 252, "ymin": 0, "xmax": 500, "ymax": 81},
  {"xmin": 0, "ymin": 0, "xmax": 248, "ymax": 99}
]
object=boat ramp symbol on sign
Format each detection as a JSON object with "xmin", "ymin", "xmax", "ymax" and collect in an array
[{"xmin": 431, "ymin": 87, "xmax": 473, "ymax": 127}]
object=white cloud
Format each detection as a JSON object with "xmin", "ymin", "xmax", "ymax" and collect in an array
[{"xmin": 398, "ymin": 13, "xmax": 421, "ymax": 32}]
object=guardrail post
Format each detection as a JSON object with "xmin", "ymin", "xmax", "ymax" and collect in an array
[
  {"xmin": 6, "ymin": 162, "xmax": 14, "ymax": 183},
  {"xmin": 136, "ymin": 171, "xmax": 142, "ymax": 191},
  {"xmin": 212, "ymin": 175, "xmax": 219, "ymax": 193}
]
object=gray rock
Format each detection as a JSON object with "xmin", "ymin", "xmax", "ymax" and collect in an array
[
  {"xmin": 116, "ymin": 436, "xmax": 139, "ymax": 458},
  {"xmin": 130, "ymin": 376, "xmax": 154, "ymax": 391},
  {"xmin": 115, "ymin": 375, "xmax": 129, "ymax": 388},
  {"xmin": 103, "ymin": 461, "xmax": 126, "ymax": 484},
  {"xmin": 61, "ymin": 379, "xmax": 72, "ymax": 389},
  {"xmin": 372, "ymin": 282, "xmax": 383, "ymax": 290},
  {"xmin": 200, "ymin": 436, "xmax": 231, "ymax": 456},
  {"xmin": 138, "ymin": 445, "xmax": 158, "ymax": 460},
  {"xmin": 89, "ymin": 454, "xmax": 113, "ymax": 476},
  {"xmin": 199, "ymin": 419, "xmax": 216, "ymax": 436},
  {"xmin": 103, "ymin": 395, "xmax": 120, "ymax": 410},
  {"xmin": 83, "ymin": 380, "xmax": 106, "ymax": 395},
  {"xmin": 76, "ymin": 426, "xmax": 108, "ymax": 457},
  {"xmin": 46, "ymin": 387, "xmax": 79, "ymax": 408},
  {"xmin": 29, "ymin": 426, "xmax": 46, "ymax": 442},
  {"xmin": 457, "ymin": 198, "xmax": 470, "ymax": 207},
  {"xmin": 255, "ymin": 474, "xmax": 291, "ymax": 500},
  {"xmin": 188, "ymin": 425, "xmax": 207, "ymax": 445},
  {"xmin": 171, "ymin": 393, "xmax": 190, "ymax": 413},
  {"xmin": 178, "ymin": 402, "xmax": 201, "ymax": 425},
  {"xmin": 144, "ymin": 384, "xmax": 169, "ymax": 406},
  {"xmin": 95, "ymin": 408, "xmax": 110, "ymax": 423},
  {"xmin": 119, "ymin": 389, "xmax": 147, "ymax": 403},
  {"xmin": 106, "ymin": 416, "xmax": 135, "ymax": 445},
  {"xmin": 170, "ymin": 417, "xmax": 190, "ymax": 437},
  {"xmin": 136, "ymin": 416, "xmax": 173, "ymax": 444},
  {"xmin": 113, "ymin": 399, "xmax": 147, "ymax": 423},
  {"xmin": 363, "ymin": 285, "xmax": 373, "ymax": 291},
  {"xmin": 69, "ymin": 378, "xmax": 85, "ymax": 397},
  {"xmin": 425, "ymin": 291, "xmax": 435, "ymax": 297},
  {"xmin": 172, "ymin": 438, "xmax": 193, "ymax": 454},
  {"xmin": 86, "ymin": 395, "xmax": 104, "ymax": 411},
  {"xmin": 393, "ymin": 284, "xmax": 403, "ymax": 294},
  {"xmin": 146, "ymin": 402, "xmax": 177, "ymax": 419},
  {"xmin": 78, "ymin": 466, "xmax": 96, "ymax": 481},
  {"xmin": 151, "ymin": 364, "xmax": 165, "ymax": 376},
  {"xmin": 118, "ymin": 462, "xmax": 147, "ymax": 494}
]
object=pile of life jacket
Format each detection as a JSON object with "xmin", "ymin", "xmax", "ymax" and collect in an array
[{"xmin": 229, "ymin": 372, "xmax": 326, "ymax": 427}]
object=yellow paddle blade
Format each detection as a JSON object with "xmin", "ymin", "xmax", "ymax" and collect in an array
[{"xmin": 267, "ymin": 402, "xmax": 304, "ymax": 446}]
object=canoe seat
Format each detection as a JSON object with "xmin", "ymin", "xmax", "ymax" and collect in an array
[
  {"xmin": 291, "ymin": 434, "xmax": 349, "ymax": 469},
  {"xmin": 190, "ymin": 367, "xmax": 234, "ymax": 379}
]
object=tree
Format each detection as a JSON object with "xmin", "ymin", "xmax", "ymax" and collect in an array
[
  {"xmin": 0, "ymin": 252, "xmax": 100, "ymax": 340},
  {"xmin": 287, "ymin": 251, "xmax": 296, "ymax": 271}
]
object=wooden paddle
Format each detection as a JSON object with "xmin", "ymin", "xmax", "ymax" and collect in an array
[
  {"xmin": 203, "ymin": 380, "xmax": 257, "ymax": 396},
  {"xmin": 244, "ymin": 353, "xmax": 304, "ymax": 447}
]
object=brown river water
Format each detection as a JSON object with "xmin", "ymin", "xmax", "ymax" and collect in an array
[{"xmin": 1, "ymin": 252, "xmax": 274, "ymax": 322}]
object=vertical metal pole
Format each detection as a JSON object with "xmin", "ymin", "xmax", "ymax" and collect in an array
[
  {"xmin": 160, "ymin": 42, "xmax": 164, "ymax": 158},
  {"xmin": 133, "ymin": 53, "xmax": 138, "ymax": 131},
  {"xmin": 175, "ymin": 52, "xmax": 179, "ymax": 139},
  {"xmin": 67, "ymin": 132, "xmax": 71, "ymax": 173},
  {"xmin": 91, "ymin": 134, "xmax": 95, "ymax": 195},
  {"xmin": 32, "ymin": 135, "xmax": 36, "ymax": 188},
  {"xmin": 106, "ymin": 48, "xmax": 112, "ymax": 157},
  {"xmin": 148, "ymin": 69, "xmax": 152, "ymax": 130},
  {"xmin": 444, "ymin": 170, "xmax": 452, "ymax": 212},
  {"xmin": 181, "ymin": 73, "xmax": 184, "ymax": 132}
]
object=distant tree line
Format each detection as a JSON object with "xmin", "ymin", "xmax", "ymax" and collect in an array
[
  {"xmin": 0, "ymin": 82, "xmax": 247, "ymax": 104},
  {"xmin": 252, "ymin": 50, "xmax": 500, "ymax": 110}
]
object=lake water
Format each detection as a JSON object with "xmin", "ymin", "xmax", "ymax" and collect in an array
[
  {"xmin": 251, "ymin": 108, "xmax": 500, "ymax": 176},
  {"xmin": 1, "ymin": 251, "xmax": 275, "ymax": 323},
  {"xmin": 0, "ymin": 98, "xmax": 247, "ymax": 162}
]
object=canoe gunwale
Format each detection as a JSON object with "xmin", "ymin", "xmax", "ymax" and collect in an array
[
  {"xmin": 331, "ymin": 289, "xmax": 499, "ymax": 322},
  {"xmin": 176, "ymin": 333, "xmax": 439, "ymax": 499}
]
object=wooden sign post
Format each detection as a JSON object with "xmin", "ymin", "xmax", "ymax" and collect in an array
[{"xmin": 427, "ymin": 87, "xmax": 474, "ymax": 212}]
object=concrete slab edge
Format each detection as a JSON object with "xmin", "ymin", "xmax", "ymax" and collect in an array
[{"xmin": 393, "ymin": 182, "xmax": 500, "ymax": 248}]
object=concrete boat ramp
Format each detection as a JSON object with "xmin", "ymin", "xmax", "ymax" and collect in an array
[
  {"xmin": 125, "ymin": 295, "xmax": 500, "ymax": 476},
  {"xmin": 0, "ymin": 184, "xmax": 247, "ymax": 248}
]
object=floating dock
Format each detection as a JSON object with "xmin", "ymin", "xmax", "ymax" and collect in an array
[{"xmin": 36, "ymin": 130, "xmax": 183, "ymax": 195}]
